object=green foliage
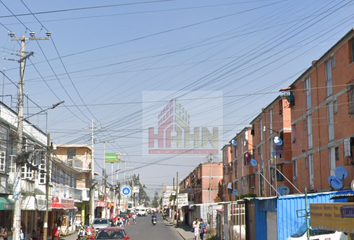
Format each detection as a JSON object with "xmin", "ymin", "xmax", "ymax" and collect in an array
[
  {"xmin": 151, "ymin": 191, "xmax": 159, "ymax": 208},
  {"xmin": 127, "ymin": 174, "xmax": 150, "ymax": 205}
]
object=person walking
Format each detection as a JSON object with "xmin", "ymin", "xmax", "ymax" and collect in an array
[
  {"xmin": 199, "ymin": 219, "xmax": 207, "ymax": 240},
  {"xmin": 52, "ymin": 223, "xmax": 59, "ymax": 240},
  {"xmin": 132, "ymin": 213, "xmax": 137, "ymax": 224},
  {"xmin": 193, "ymin": 218, "xmax": 200, "ymax": 240}
]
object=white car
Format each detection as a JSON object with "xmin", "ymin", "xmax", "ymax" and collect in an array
[
  {"xmin": 287, "ymin": 221, "xmax": 347, "ymax": 240},
  {"xmin": 136, "ymin": 208, "xmax": 147, "ymax": 216}
]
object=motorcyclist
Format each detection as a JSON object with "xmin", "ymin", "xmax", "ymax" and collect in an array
[{"xmin": 151, "ymin": 212, "xmax": 157, "ymax": 224}]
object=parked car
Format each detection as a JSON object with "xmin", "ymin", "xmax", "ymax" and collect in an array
[
  {"xmin": 92, "ymin": 218, "xmax": 111, "ymax": 233},
  {"xmin": 95, "ymin": 227, "xmax": 130, "ymax": 240},
  {"xmin": 287, "ymin": 220, "xmax": 348, "ymax": 240}
]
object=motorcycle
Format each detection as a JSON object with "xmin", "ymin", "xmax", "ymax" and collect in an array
[
  {"xmin": 77, "ymin": 228, "xmax": 85, "ymax": 240},
  {"xmin": 152, "ymin": 219, "xmax": 157, "ymax": 225}
]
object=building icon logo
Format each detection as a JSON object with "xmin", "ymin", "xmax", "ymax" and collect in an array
[{"xmin": 147, "ymin": 98, "xmax": 219, "ymax": 155}]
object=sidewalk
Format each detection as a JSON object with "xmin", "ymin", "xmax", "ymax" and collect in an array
[{"xmin": 166, "ymin": 218, "xmax": 195, "ymax": 240}]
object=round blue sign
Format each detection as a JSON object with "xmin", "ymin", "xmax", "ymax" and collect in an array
[
  {"xmin": 232, "ymin": 189, "xmax": 238, "ymax": 196},
  {"xmin": 328, "ymin": 176, "xmax": 343, "ymax": 190},
  {"xmin": 122, "ymin": 187, "xmax": 131, "ymax": 196}
]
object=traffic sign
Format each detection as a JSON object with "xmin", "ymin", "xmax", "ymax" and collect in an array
[
  {"xmin": 232, "ymin": 190, "xmax": 238, "ymax": 196},
  {"xmin": 121, "ymin": 187, "xmax": 131, "ymax": 196}
]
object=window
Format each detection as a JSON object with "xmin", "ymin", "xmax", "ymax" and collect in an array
[
  {"xmin": 279, "ymin": 100, "xmax": 283, "ymax": 115},
  {"xmin": 39, "ymin": 157, "xmax": 46, "ymax": 184},
  {"xmin": 234, "ymin": 160, "xmax": 238, "ymax": 178},
  {"xmin": 305, "ymin": 77, "xmax": 311, "ymax": 109},
  {"xmin": 291, "ymin": 124, "xmax": 296, "ymax": 144},
  {"xmin": 335, "ymin": 147, "xmax": 339, "ymax": 161},
  {"xmin": 351, "ymin": 39, "xmax": 354, "ymax": 63},
  {"xmin": 332, "ymin": 55, "xmax": 335, "ymax": 68},
  {"xmin": 0, "ymin": 151, "xmax": 5, "ymax": 172},
  {"xmin": 329, "ymin": 147, "xmax": 335, "ymax": 176},
  {"xmin": 21, "ymin": 163, "xmax": 33, "ymax": 179},
  {"xmin": 259, "ymin": 118, "xmax": 263, "ymax": 141},
  {"xmin": 67, "ymin": 149, "xmax": 76, "ymax": 159},
  {"xmin": 269, "ymin": 109, "xmax": 273, "ymax": 133},
  {"xmin": 334, "ymin": 100, "xmax": 338, "ymax": 114},
  {"xmin": 293, "ymin": 160, "xmax": 298, "ymax": 180},
  {"xmin": 348, "ymin": 83, "xmax": 354, "ymax": 116},
  {"xmin": 307, "ymin": 115, "xmax": 313, "ymax": 149},
  {"xmin": 325, "ymin": 59, "xmax": 333, "ymax": 97},
  {"xmin": 328, "ymin": 102, "xmax": 334, "ymax": 141}
]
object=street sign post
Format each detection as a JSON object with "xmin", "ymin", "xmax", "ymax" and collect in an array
[{"xmin": 122, "ymin": 187, "xmax": 131, "ymax": 196}]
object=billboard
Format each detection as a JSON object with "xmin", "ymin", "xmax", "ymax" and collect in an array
[
  {"xmin": 142, "ymin": 91, "xmax": 223, "ymax": 155},
  {"xmin": 105, "ymin": 153, "xmax": 121, "ymax": 163},
  {"xmin": 310, "ymin": 202, "xmax": 354, "ymax": 233}
]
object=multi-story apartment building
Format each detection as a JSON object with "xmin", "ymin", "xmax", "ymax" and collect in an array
[
  {"xmin": 180, "ymin": 162, "xmax": 222, "ymax": 203},
  {"xmin": 222, "ymin": 127, "xmax": 255, "ymax": 201},
  {"xmin": 52, "ymin": 144, "xmax": 92, "ymax": 229},
  {"xmin": 286, "ymin": 28, "xmax": 354, "ymax": 192},
  {"xmin": 249, "ymin": 96, "xmax": 293, "ymax": 197}
]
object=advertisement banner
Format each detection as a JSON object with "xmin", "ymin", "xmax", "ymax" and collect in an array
[
  {"xmin": 310, "ymin": 203, "xmax": 354, "ymax": 233},
  {"xmin": 105, "ymin": 153, "xmax": 121, "ymax": 163}
]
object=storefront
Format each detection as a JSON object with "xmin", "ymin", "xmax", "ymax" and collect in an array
[
  {"xmin": 0, "ymin": 197, "xmax": 14, "ymax": 238},
  {"xmin": 52, "ymin": 196, "xmax": 76, "ymax": 235},
  {"xmin": 310, "ymin": 202, "xmax": 354, "ymax": 239},
  {"xmin": 95, "ymin": 200, "xmax": 107, "ymax": 218}
]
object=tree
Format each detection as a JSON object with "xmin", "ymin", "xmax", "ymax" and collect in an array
[
  {"xmin": 127, "ymin": 174, "xmax": 150, "ymax": 206},
  {"xmin": 151, "ymin": 191, "xmax": 159, "ymax": 208}
]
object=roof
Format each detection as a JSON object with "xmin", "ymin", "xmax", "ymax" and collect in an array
[
  {"xmin": 54, "ymin": 144, "xmax": 92, "ymax": 150},
  {"xmin": 288, "ymin": 28, "xmax": 354, "ymax": 89}
]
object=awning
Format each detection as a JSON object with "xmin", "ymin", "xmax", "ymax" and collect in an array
[
  {"xmin": 0, "ymin": 198, "xmax": 14, "ymax": 210},
  {"xmin": 21, "ymin": 196, "xmax": 36, "ymax": 210}
]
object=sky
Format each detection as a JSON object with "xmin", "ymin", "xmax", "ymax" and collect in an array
[{"xmin": 1, "ymin": 0, "xmax": 354, "ymax": 199}]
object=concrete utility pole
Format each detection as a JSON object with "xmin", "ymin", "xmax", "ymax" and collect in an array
[
  {"xmin": 43, "ymin": 134, "xmax": 51, "ymax": 240},
  {"xmin": 208, "ymin": 154, "xmax": 213, "ymax": 203},
  {"xmin": 176, "ymin": 172, "xmax": 179, "ymax": 227},
  {"xmin": 90, "ymin": 119, "xmax": 96, "ymax": 224},
  {"xmin": 173, "ymin": 177, "xmax": 175, "ymax": 224},
  {"xmin": 11, "ymin": 33, "xmax": 49, "ymax": 240}
]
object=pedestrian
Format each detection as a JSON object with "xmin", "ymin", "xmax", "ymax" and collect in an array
[
  {"xmin": 125, "ymin": 215, "xmax": 129, "ymax": 226},
  {"xmin": 20, "ymin": 228, "xmax": 25, "ymax": 240},
  {"xmin": 0, "ymin": 222, "xmax": 7, "ymax": 240},
  {"xmin": 132, "ymin": 213, "xmax": 137, "ymax": 224},
  {"xmin": 52, "ymin": 223, "xmax": 59, "ymax": 240},
  {"xmin": 193, "ymin": 218, "xmax": 200, "ymax": 240},
  {"xmin": 199, "ymin": 219, "xmax": 207, "ymax": 240}
]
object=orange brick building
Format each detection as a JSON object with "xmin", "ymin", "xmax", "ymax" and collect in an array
[
  {"xmin": 180, "ymin": 162, "xmax": 222, "ymax": 203},
  {"xmin": 221, "ymin": 28, "xmax": 354, "ymax": 197},
  {"xmin": 288, "ymin": 28, "xmax": 354, "ymax": 192}
]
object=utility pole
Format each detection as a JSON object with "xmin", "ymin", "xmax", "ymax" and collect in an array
[
  {"xmin": 103, "ymin": 142, "xmax": 107, "ymax": 218},
  {"xmin": 208, "ymin": 154, "xmax": 213, "ymax": 203},
  {"xmin": 11, "ymin": 33, "xmax": 49, "ymax": 240},
  {"xmin": 89, "ymin": 119, "xmax": 96, "ymax": 224},
  {"xmin": 173, "ymin": 177, "xmax": 175, "ymax": 224},
  {"xmin": 176, "ymin": 172, "xmax": 179, "ymax": 227},
  {"xmin": 43, "ymin": 134, "xmax": 51, "ymax": 240}
]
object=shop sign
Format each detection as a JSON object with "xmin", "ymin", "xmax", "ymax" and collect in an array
[
  {"xmin": 52, "ymin": 197, "xmax": 75, "ymax": 210},
  {"xmin": 96, "ymin": 200, "xmax": 107, "ymax": 208},
  {"xmin": 310, "ymin": 203, "xmax": 354, "ymax": 233}
]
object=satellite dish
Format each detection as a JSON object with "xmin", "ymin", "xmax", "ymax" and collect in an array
[
  {"xmin": 232, "ymin": 189, "xmax": 238, "ymax": 196},
  {"xmin": 274, "ymin": 136, "xmax": 283, "ymax": 146},
  {"xmin": 335, "ymin": 166, "xmax": 348, "ymax": 180},
  {"xmin": 231, "ymin": 140, "xmax": 237, "ymax": 146},
  {"xmin": 250, "ymin": 159, "xmax": 257, "ymax": 167},
  {"xmin": 328, "ymin": 176, "xmax": 343, "ymax": 190},
  {"xmin": 277, "ymin": 186, "xmax": 290, "ymax": 195}
]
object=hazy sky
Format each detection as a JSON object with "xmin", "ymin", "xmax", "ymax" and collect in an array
[{"xmin": 1, "ymin": 0, "xmax": 354, "ymax": 198}]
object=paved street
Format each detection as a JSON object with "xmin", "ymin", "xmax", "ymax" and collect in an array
[
  {"xmin": 123, "ymin": 215, "xmax": 183, "ymax": 240},
  {"xmin": 55, "ymin": 215, "xmax": 187, "ymax": 240}
]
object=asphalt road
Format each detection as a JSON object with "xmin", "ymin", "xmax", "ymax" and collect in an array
[{"xmin": 123, "ymin": 214, "xmax": 183, "ymax": 240}]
